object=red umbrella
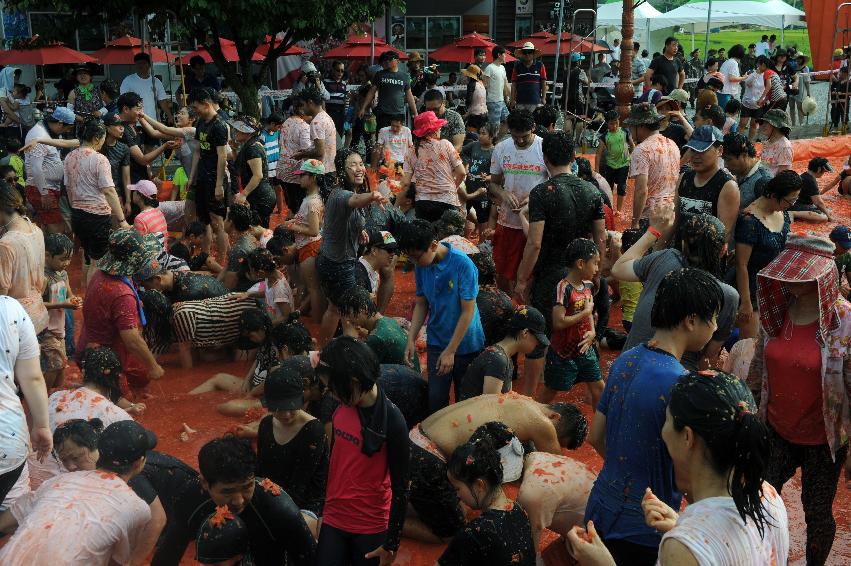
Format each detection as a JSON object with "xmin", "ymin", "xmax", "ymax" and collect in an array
[
  {"xmin": 177, "ymin": 38, "xmax": 264, "ymax": 64},
  {"xmin": 430, "ymin": 42, "xmax": 516, "ymax": 64},
  {"xmin": 538, "ymin": 33, "xmax": 609, "ymax": 56},
  {"xmin": 0, "ymin": 41, "xmax": 95, "ymax": 65},
  {"xmin": 507, "ymin": 31, "xmax": 556, "ymax": 49},
  {"xmin": 93, "ymin": 35, "xmax": 170, "ymax": 64},
  {"xmin": 454, "ymin": 32, "xmax": 494, "ymax": 48},
  {"xmin": 323, "ymin": 42, "xmax": 407, "ymax": 60},
  {"xmin": 341, "ymin": 32, "xmax": 388, "ymax": 46},
  {"xmin": 254, "ymin": 36, "xmax": 307, "ymax": 59}
]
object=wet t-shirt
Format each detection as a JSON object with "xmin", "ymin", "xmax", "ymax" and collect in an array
[
  {"xmin": 128, "ymin": 451, "xmax": 199, "ymax": 518},
  {"xmin": 121, "ymin": 124, "xmax": 149, "ymax": 183},
  {"xmin": 168, "ymin": 271, "xmax": 228, "ymax": 302},
  {"xmin": 459, "ymin": 344, "xmax": 514, "ymax": 400},
  {"xmin": 477, "ymin": 285, "xmax": 513, "ymax": 346},
  {"xmin": 194, "ymin": 115, "xmax": 229, "ymax": 185},
  {"xmin": 256, "ymin": 416, "xmax": 329, "ymax": 515},
  {"xmin": 225, "ymin": 234, "xmax": 259, "ymax": 292},
  {"xmin": 366, "ymin": 316, "xmax": 420, "ymax": 372},
  {"xmin": 438, "ymin": 502, "xmax": 536, "ymax": 566}
]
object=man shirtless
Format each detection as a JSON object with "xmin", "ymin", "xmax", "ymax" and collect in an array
[{"xmin": 404, "ymin": 393, "xmax": 586, "ymax": 542}]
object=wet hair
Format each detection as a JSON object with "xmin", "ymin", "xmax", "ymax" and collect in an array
[
  {"xmin": 652, "ymin": 74, "xmax": 669, "ymax": 92},
  {"xmin": 698, "ymin": 104, "xmax": 725, "ymax": 129},
  {"xmin": 542, "ymin": 131, "xmax": 575, "ymax": 166},
  {"xmin": 53, "ymin": 418, "xmax": 104, "ymax": 451},
  {"xmin": 116, "ymin": 91, "xmax": 143, "ymax": 113},
  {"xmin": 492, "ymin": 46, "xmax": 505, "ymax": 59},
  {"xmin": 337, "ymin": 286, "xmax": 379, "ymax": 318},
  {"xmin": 762, "ymin": 170, "xmax": 803, "ymax": 200},
  {"xmin": 227, "ymin": 203, "xmax": 252, "ymax": 232},
  {"xmin": 725, "ymin": 99, "xmax": 741, "ymax": 115},
  {"xmin": 388, "ymin": 113, "xmax": 406, "ymax": 124},
  {"xmin": 0, "ymin": 165, "xmax": 16, "ymax": 181},
  {"xmin": 196, "ymin": 509, "xmax": 249, "ymax": 564},
  {"xmin": 185, "ymin": 221, "xmax": 207, "ymax": 238},
  {"xmin": 335, "ymin": 148, "xmax": 371, "ymax": 193},
  {"xmin": 479, "ymin": 121, "xmax": 499, "ymax": 140},
  {"xmin": 0, "ymin": 180, "xmax": 26, "ymax": 216},
  {"xmin": 565, "ymin": 238, "xmax": 599, "ymax": 268},
  {"xmin": 187, "ymin": 87, "xmax": 214, "ymax": 105},
  {"xmin": 756, "ymin": 55, "xmax": 772, "ymax": 68},
  {"xmin": 447, "ymin": 436, "xmax": 502, "ymax": 507},
  {"xmin": 12, "ymin": 83, "xmax": 30, "ymax": 97},
  {"xmin": 722, "ymin": 133, "xmax": 756, "ymax": 158},
  {"xmin": 238, "ymin": 308, "xmax": 272, "ymax": 350},
  {"xmin": 466, "ymin": 113, "xmax": 487, "ymax": 131},
  {"xmin": 99, "ymin": 79, "xmax": 119, "ymax": 99},
  {"xmin": 532, "ymin": 105, "xmax": 559, "ymax": 129},
  {"xmin": 316, "ymin": 336, "xmax": 379, "ymax": 405},
  {"xmin": 471, "ymin": 249, "xmax": 496, "ymax": 285},
  {"xmin": 265, "ymin": 235, "xmax": 288, "ymax": 258},
  {"xmin": 469, "ymin": 421, "xmax": 515, "ymax": 449},
  {"xmin": 650, "ymin": 268, "xmax": 723, "ymax": 329},
  {"xmin": 45, "ymin": 232, "xmax": 73, "ymax": 256},
  {"xmin": 80, "ymin": 346, "xmax": 123, "ymax": 403},
  {"xmin": 80, "ymin": 119, "xmax": 107, "ymax": 143},
  {"xmin": 621, "ymin": 228, "xmax": 643, "ymax": 252},
  {"xmin": 169, "ymin": 242, "xmax": 191, "ymax": 261},
  {"xmin": 603, "ymin": 110, "xmax": 619, "ymax": 122},
  {"xmin": 549, "ymin": 403, "xmax": 588, "ymax": 449},
  {"xmin": 247, "ymin": 247, "xmax": 277, "ymax": 274},
  {"xmin": 270, "ymin": 313, "xmax": 312, "ymax": 356},
  {"xmin": 669, "ymin": 370, "xmax": 771, "ymax": 535},
  {"xmin": 506, "ymin": 110, "xmax": 535, "ymax": 133},
  {"xmin": 396, "ymin": 219, "xmax": 436, "ymax": 253},
  {"xmin": 423, "ymin": 89, "xmax": 445, "ymax": 103},
  {"xmin": 575, "ymin": 157, "xmax": 598, "ymax": 187},
  {"xmin": 728, "ymin": 44, "xmax": 746, "ymax": 60},
  {"xmin": 198, "ymin": 436, "xmax": 257, "ymax": 486},
  {"xmin": 680, "ymin": 213, "xmax": 726, "ymax": 276},
  {"xmin": 300, "ymin": 87, "xmax": 323, "ymax": 107},
  {"xmin": 140, "ymin": 290, "xmax": 174, "ymax": 352},
  {"xmin": 265, "ymin": 112, "xmax": 284, "ymax": 126}
]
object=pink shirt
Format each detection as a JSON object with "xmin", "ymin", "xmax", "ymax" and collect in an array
[
  {"xmin": 760, "ymin": 136, "xmax": 793, "ymax": 176},
  {"xmin": 0, "ymin": 224, "xmax": 48, "ymax": 333},
  {"xmin": 64, "ymin": 147, "xmax": 114, "ymax": 216},
  {"xmin": 293, "ymin": 193, "xmax": 323, "ymax": 250},
  {"xmin": 628, "ymin": 132, "xmax": 680, "ymax": 216},
  {"xmin": 0, "ymin": 471, "xmax": 150, "ymax": 566},
  {"xmin": 310, "ymin": 111, "xmax": 338, "ymax": 173},
  {"xmin": 277, "ymin": 116, "xmax": 311, "ymax": 183},
  {"xmin": 403, "ymin": 138, "xmax": 463, "ymax": 206},
  {"xmin": 133, "ymin": 207, "xmax": 169, "ymax": 251}
]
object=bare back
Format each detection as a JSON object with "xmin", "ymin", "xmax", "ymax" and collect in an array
[{"xmin": 420, "ymin": 393, "xmax": 562, "ymax": 456}]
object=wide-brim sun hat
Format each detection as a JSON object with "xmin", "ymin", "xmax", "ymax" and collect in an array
[
  {"xmin": 758, "ymin": 108, "xmax": 791, "ymax": 137},
  {"xmin": 99, "ymin": 229, "xmax": 163, "ymax": 278},
  {"xmin": 623, "ymin": 102, "xmax": 665, "ymax": 126},
  {"xmin": 413, "ymin": 111, "xmax": 447, "ymax": 138},
  {"xmin": 463, "ymin": 64, "xmax": 483, "ymax": 81}
]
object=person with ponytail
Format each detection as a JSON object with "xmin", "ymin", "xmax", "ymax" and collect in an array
[
  {"xmin": 748, "ymin": 235, "xmax": 851, "ymax": 565},
  {"xmin": 65, "ymin": 118, "xmax": 131, "ymax": 284},
  {"xmin": 0, "ymin": 179, "xmax": 48, "ymax": 332},
  {"xmin": 612, "ymin": 206, "xmax": 740, "ymax": 370},
  {"xmin": 568, "ymin": 369, "xmax": 789, "ymax": 566},
  {"xmin": 437, "ymin": 434, "xmax": 536, "ymax": 565},
  {"xmin": 231, "ymin": 115, "xmax": 276, "ymax": 228}
]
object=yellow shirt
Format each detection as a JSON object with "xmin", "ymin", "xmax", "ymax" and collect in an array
[{"xmin": 620, "ymin": 281, "xmax": 643, "ymax": 323}]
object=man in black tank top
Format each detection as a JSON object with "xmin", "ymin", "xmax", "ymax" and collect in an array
[{"xmin": 675, "ymin": 126, "xmax": 740, "ymax": 246}]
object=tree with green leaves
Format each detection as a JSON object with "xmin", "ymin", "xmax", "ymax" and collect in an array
[{"xmin": 6, "ymin": 0, "xmax": 403, "ymax": 116}]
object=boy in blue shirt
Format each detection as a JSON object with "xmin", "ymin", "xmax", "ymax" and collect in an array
[
  {"xmin": 262, "ymin": 113, "xmax": 284, "ymax": 215},
  {"xmin": 399, "ymin": 219, "xmax": 485, "ymax": 411},
  {"xmin": 584, "ymin": 267, "xmax": 723, "ymax": 566}
]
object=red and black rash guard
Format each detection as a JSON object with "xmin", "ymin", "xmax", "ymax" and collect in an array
[{"xmin": 322, "ymin": 391, "xmax": 410, "ymax": 551}]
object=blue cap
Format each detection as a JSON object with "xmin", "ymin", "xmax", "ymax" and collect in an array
[
  {"xmin": 50, "ymin": 107, "xmax": 76, "ymax": 125},
  {"xmin": 830, "ymin": 225, "xmax": 851, "ymax": 249},
  {"xmin": 683, "ymin": 125, "xmax": 724, "ymax": 153},
  {"xmin": 570, "ymin": 53, "xmax": 585, "ymax": 62}
]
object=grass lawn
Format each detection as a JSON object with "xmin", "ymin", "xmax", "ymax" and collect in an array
[{"xmin": 673, "ymin": 28, "xmax": 811, "ymax": 54}]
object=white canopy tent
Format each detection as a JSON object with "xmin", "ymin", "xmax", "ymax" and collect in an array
[
  {"xmin": 597, "ymin": 0, "xmax": 665, "ymax": 54},
  {"xmin": 650, "ymin": 0, "xmax": 805, "ymax": 34}
]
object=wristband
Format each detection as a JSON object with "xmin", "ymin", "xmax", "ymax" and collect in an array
[{"xmin": 647, "ymin": 226, "xmax": 662, "ymax": 240}]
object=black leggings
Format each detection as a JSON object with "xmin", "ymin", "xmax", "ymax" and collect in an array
[
  {"xmin": 315, "ymin": 523, "xmax": 386, "ymax": 565},
  {"xmin": 414, "ymin": 199, "xmax": 455, "ymax": 223},
  {"xmin": 602, "ymin": 537, "xmax": 659, "ymax": 566},
  {"xmin": 0, "ymin": 462, "xmax": 25, "ymax": 505}
]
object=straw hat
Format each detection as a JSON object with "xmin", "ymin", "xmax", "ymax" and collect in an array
[
  {"xmin": 463, "ymin": 64, "xmax": 483, "ymax": 81},
  {"xmin": 408, "ymin": 51, "xmax": 423, "ymax": 62}
]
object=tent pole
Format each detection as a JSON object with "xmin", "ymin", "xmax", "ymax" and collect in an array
[
  {"xmin": 371, "ymin": 21, "xmax": 375, "ymax": 65},
  {"xmin": 704, "ymin": 0, "xmax": 712, "ymax": 58},
  {"xmin": 552, "ymin": 0, "xmax": 567, "ymax": 105},
  {"xmin": 692, "ymin": 24, "xmax": 695, "ymax": 51},
  {"xmin": 781, "ymin": 16, "xmax": 785, "ymax": 46}
]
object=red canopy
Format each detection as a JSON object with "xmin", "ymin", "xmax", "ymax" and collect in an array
[
  {"xmin": 341, "ymin": 32, "xmax": 388, "ymax": 46},
  {"xmin": 538, "ymin": 33, "xmax": 609, "ymax": 56},
  {"xmin": 507, "ymin": 31, "xmax": 556, "ymax": 50},
  {"xmin": 0, "ymin": 42, "xmax": 95, "ymax": 65},
  {"xmin": 323, "ymin": 42, "xmax": 407, "ymax": 60},
  {"xmin": 93, "ymin": 35, "xmax": 170, "ymax": 64},
  {"xmin": 254, "ymin": 37, "xmax": 307, "ymax": 59},
  {"xmin": 429, "ymin": 33, "xmax": 516, "ymax": 64},
  {"xmin": 177, "ymin": 38, "xmax": 264, "ymax": 64}
]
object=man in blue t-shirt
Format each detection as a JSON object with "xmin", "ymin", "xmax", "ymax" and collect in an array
[
  {"xmin": 399, "ymin": 219, "xmax": 485, "ymax": 412},
  {"xmin": 584, "ymin": 267, "xmax": 723, "ymax": 566}
]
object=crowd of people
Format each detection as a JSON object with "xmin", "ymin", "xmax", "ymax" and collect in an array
[{"xmin": 0, "ymin": 35, "xmax": 850, "ymax": 566}]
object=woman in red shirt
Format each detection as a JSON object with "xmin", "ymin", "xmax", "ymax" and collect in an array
[
  {"xmin": 748, "ymin": 236, "xmax": 851, "ymax": 565},
  {"xmin": 314, "ymin": 336, "xmax": 409, "ymax": 565}
]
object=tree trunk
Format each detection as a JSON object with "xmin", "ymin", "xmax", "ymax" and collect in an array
[
  {"xmin": 234, "ymin": 76, "xmax": 261, "ymax": 118},
  {"xmin": 617, "ymin": 0, "xmax": 635, "ymax": 121}
]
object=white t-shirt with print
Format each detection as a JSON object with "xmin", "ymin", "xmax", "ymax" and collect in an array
[
  {"xmin": 490, "ymin": 135, "xmax": 548, "ymax": 229},
  {"xmin": 377, "ymin": 126, "xmax": 413, "ymax": 165},
  {"xmin": 0, "ymin": 296, "xmax": 39, "ymax": 475},
  {"xmin": 250, "ymin": 278, "xmax": 294, "ymax": 319}
]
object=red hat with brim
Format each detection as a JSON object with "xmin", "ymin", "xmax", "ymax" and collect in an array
[{"xmin": 413, "ymin": 111, "xmax": 448, "ymax": 138}]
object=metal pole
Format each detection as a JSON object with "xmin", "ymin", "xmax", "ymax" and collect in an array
[
  {"xmin": 780, "ymin": 16, "xmax": 785, "ymax": 47},
  {"xmin": 371, "ymin": 21, "xmax": 376, "ymax": 65},
  {"xmin": 551, "ymin": 0, "xmax": 567, "ymax": 105},
  {"xmin": 703, "ymin": 0, "xmax": 712, "ymax": 58}
]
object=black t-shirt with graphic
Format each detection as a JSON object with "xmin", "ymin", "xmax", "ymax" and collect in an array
[
  {"xmin": 121, "ymin": 124, "xmax": 149, "ymax": 183},
  {"xmin": 194, "ymin": 115, "xmax": 229, "ymax": 186},
  {"xmin": 374, "ymin": 69, "xmax": 412, "ymax": 115}
]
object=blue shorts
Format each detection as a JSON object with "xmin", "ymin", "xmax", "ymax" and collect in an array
[
  {"xmin": 487, "ymin": 101, "xmax": 509, "ymax": 125},
  {"xmin": 544, "ymin": 348, "xmax": 602, "ymax": 391}
]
